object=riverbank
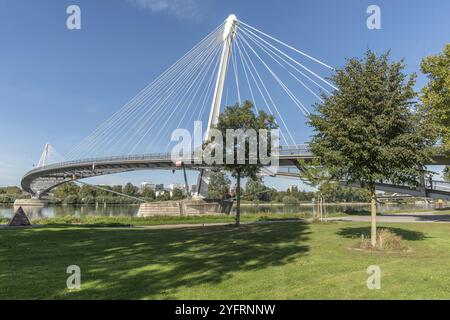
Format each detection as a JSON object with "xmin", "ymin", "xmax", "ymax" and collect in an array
[{"xmin": 2, "ymin": 209, "xmax": 450, "ymax": 227}]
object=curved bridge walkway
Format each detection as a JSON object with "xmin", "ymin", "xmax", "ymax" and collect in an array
[{"xmin": 22, "ymin": 144, "xmax": 450, "ymax": 199}]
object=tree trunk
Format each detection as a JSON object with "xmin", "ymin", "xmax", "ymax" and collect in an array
[
  {"xmin": 370, "ymin": 185, "xmax": 377, "ymax": 247},
  {"xmin": 236, "ymin": 170, "xmax": 241, "ymax": 226}
]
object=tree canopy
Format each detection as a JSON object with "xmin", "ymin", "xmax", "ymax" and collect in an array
[
  {"xmin": 207, "ymin": 171, "xmax": 231, "ymax": 200},
  {"xmin": 420, "ymin": 43, "xmax": 450, "ymax": 152},
  {"xmin": 210, "ymin": 100, "xmax": 278, "ymax": 225},
  {"xmin": 309, "ymin": 50, "xmax": 434, "ymax": 189},
  {"xmin": 308, "ymin": 49, "xmax": 435, "ymax": 246}
]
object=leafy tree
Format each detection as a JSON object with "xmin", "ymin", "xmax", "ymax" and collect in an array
[
  {"xmin": 244, "ymin": 177, "xmax": 267, "ymax": 202},
  {"xmin": 53, "ymin": 182, "xmax": 80, "ymax": 199},
  {"xmin": 210, "ymin": 100, "xmax": 278, "ymax": 225},
  {"xmin": 444, "ymin": 166, "xmax": 450, "ymax": 182},
  {"xmin": 2, "ymin": 186, "xmax": 22, "ymax": 194},
  {"xmin": 82, "ymin": 195, "xmax": 96, "ymax": 205},
  {"xmin": 64, "ymin": 195, "xmax": 79, "ymax": 205},
  {"xmin": 309, "ymin": 50, "xmax": 434, "ymax": 246},
  {"xmin": 420, "ymin": 44, "xmax": 450, "ymax": 177},
  {"xmin": 79, "ymin": 185, "xmax": 97, "ymax": 199},
  {"xmin": 207, "ymin": 171, "xmax": 231, "ymax": 200},
  {"xmin": 156, "ymin": 192, "xmax": 171, "ymax": 202},
  {"xmin": 171, "ymin": 188, "xmax": 185, "ymax": 201},
  {"xmin": 123, "ymin": 183, "xmax": 136, "ymax": 196},
  {"xmin": 141, "ymin": 186, "xmax": 156, "ymax": 202},
  {"xmin": 282, "ymin": 195, "xmax": 299, "ymax": 204},
  {"xmin": 112, "ymin": 185, "xmax": 123, "ymax": 195},
  {"xmin": 96, "ymin": 185, "xmax": 112, "ymax": 197},
  {"xmin": 265, "ymin": 188, "xmax": 279, "ymax": 202}
]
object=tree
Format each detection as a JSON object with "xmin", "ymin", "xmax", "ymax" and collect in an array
[
  {"xmin": 141, "ymin": 186, "xmax": 156, "ymax": 202},
  {"xmin": 112, "ymin": 185, "xmax": 123, "ymax": 195},
  {"xmin": 309, "ymin": 50, "xmax": 434, "ymax": 246},
  {"xmin": 156, "ymin": 192, "xmax": 171, "ymax": 202},
  {"xmin": 79, "ymin": 185, "xmax": 97, "ymax": 199},
  {"xmin": 64, "ymin": 194, "xmax": 79, "ymax": 205},
  {"xmin": 244, "ymin": 177, "xmax": 267, "ymax": 202},
  {"xmin": 207, "ymin": 171, "xmax": 231, "ymax": 200},
  {"xmin": 171, "ymin": 188, "xmax": 185, "ymax": 201},
  {"xmin": 444, "ymin": 166, "xmax": 450, "ymax": 182},
  {"xmin": 282, "ymin": 195, "xmax": 299, "ymax": 204},
  {"xmin": 96, "ymin": 185, "xmax": 112, "ymax": 197},
  {"xmin": 420, "ymin": 44, "xmax": 450, "ymax": 177},
  {"xmin": 297, "ymin": 158, "xmax": 333, "ymax": 219},
  {"xmin": 210, "ymin": 100, "xmax": 278, "ymax": 225},
  {"xmin": 2, "ymin": 186, "xmax": 22, "ymax": 195},
  {"xmin": 123, "ymin": 183, "xmax": 136, "ymax": 196},
  {"xmin": 53, "ymin": 182, "xmax": 80, "ymax": 199}
]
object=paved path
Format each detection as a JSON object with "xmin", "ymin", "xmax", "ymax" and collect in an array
[{"xmin": 326, "ymin": 212, "xmax": 450, "ymax": 223}]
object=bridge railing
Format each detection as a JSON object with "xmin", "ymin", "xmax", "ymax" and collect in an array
[
  {"xmin": 28, "ymin": 145, "xmax": 313, "ymax": 173},
  {"xmin": 430, "ymin": 180, "xmax": 450, "ymax": 192}
]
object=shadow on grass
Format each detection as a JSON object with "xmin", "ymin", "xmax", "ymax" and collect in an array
[
  {"xmin": 0, "ymin": 222, "xmax": 310, "ymax": 299},
  {"xmin": 336, "ymin": 226, "xmax": 427, "ymax": 241}
]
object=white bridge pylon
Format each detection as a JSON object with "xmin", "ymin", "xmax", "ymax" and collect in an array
[
  {"xmin": 65, "ymin": 14, "xmax": 336, "ymax": 161},
  {"xmin": 37, "ymin": 143, "xmax": 65, "ymax": 168},
  {"xmin": 205, "ymin": 14, "xmax": 238, "ymax": 139}
]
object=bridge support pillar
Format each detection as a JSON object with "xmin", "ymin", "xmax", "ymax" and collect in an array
[
  {"xmin": 195, "ymin": 169, "xmax": 211, "ymax": 198},
  {"xmin": 13, "ymin": 198, "xmax": 48, "ymax": 208},
  {"xmin": 419, "ymin": 175, "xmax": 428, "ymax": 198}
]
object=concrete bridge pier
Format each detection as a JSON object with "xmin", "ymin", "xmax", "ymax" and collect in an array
[{"xmin": 13, "ymin": 198, "xmax": 48, "ymax": 208}]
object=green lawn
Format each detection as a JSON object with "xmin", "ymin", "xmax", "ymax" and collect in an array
[
  {"xmin": 1, "ymin": 221, "xmax": 449, "ymax": 299},
  {"xmin": 0, "ymin": 213, "xmax": 309, "ymax": 227}
]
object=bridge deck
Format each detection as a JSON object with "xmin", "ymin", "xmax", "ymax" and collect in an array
[{"xmin": 21, "ymin": 145, "xmax": 450, "ymax": 198}]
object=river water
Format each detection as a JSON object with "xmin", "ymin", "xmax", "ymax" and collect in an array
[{"xmin": 0, "ymin": 201, "xmax": 437, "ymax": 220}]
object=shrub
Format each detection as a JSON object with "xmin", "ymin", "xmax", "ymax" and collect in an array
[
  {"xmin": 282, "ymin": 196, "xmax": 299, "ymax": 204},
  {"xmin": 82, "ymin": 196, "xmax": 96, "ymax": 205},
  {"xmin": 355, "ymin": 228, "xmax": 407, "ymax": 251},
  {"xmin": 64, "ymin": 195, "xmax": 79, "ymax": 205}
]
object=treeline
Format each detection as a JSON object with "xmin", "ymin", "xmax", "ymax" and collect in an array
[
  {"xmin": 1, "ymin": 177, "xmax": 371, "ymax": 206},
  {"xmin": 0, "ymin": 186, "xmax": 28, "ymax": 204},
  {"xmin": 49, "ymin": 182, "xmax": 186, "ymax": 205},
  {"xmin": 207, "ymin": 172, "xmax": 371, "ymax": 204}
]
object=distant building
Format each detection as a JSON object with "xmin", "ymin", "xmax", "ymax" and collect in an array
[
  {"xmin": 229, "ymin": 185, "xmax": 237, "ymax": 196},
  {"xmin": 168, "ymin": 183, "xmax": 184, "ymax": 191},
  {"xmin": 140, "ymin": 182, "xmax": 156, "ymax": 192}
]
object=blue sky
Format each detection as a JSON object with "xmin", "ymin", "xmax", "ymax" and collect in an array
[{"xmin": 0, "ymin": 0, "xmax": 449, "ymax": 189}]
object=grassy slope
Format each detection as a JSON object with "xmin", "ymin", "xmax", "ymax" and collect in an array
[{"xmin": 0, "ymin": 221, "xmax": 449, "ymax": 299}]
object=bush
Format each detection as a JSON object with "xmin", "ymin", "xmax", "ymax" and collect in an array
[
  {"xmin": 0, "ymin": 195, "xmax": 14, "ymax": 204},
  {"xmin": 355, "ymin": 229, "xmax": 407, "ymax": 251},
  {"xmin": 82, "ymin": 196, "xmax": 96, "ymax": 205},
  {"xmin": 64, "ymin": 195, "xmax": 79, "ymax": 205},
  {"xmin": 282, "ymin": 196, "xmax": 299, "ymax": 204}
]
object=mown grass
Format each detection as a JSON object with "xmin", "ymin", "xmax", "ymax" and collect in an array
[
  {"xmin": 0, "ymin": 213, "xmax": 308, "ymax": 227},
  {"xmin": 0, "ymin": 221, "xmax": 449, "ymax": 299}
]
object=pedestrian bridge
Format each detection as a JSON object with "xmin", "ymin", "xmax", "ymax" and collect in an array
[
  {"xmin": 22, "ymin": 144, "xmax": 450, "ymax": 199},
  {"xmin": 276, "ymin": 164, "xmax": 450, "ymax": 201}
]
